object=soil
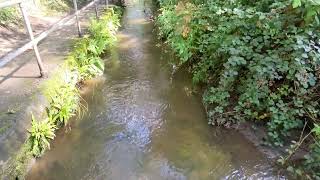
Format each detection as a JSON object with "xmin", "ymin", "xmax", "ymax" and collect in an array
[{"xmin": 0, "ymin": 9, "xmax": 66, "ymax": 57}]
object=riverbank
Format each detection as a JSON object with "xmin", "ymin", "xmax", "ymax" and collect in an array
[
  {"xmin": 154, "ymin": 0, "xmax": 320, "ymax": 178},
  {"xmin": 0, "ymin": 4, "xmax": 123, "ymax": 179}
]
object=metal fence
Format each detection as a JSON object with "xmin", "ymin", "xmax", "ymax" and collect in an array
[{"xmin": 0, "ymin": 0, "xmax": 108, "ymax": 77}]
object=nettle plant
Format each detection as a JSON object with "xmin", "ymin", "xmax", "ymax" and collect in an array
[{"xmin": 157, "ymin": 0, "xmax": 320, "ymax": 178}]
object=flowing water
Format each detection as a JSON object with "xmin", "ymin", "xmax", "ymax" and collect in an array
[{"xmin": 27, "ymin": 1, "xmax": 282, "ymax": 179}]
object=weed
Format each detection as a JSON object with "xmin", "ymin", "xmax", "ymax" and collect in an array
[{"xmin": 28, "ymin": 115, "xmax": 56, "ymax": 157}]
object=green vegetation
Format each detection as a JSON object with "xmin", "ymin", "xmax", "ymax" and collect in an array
[
  {"xmin": 28, "ymin": 115, "xmax": 56, "ymax": 157},
  {"xmin": 0, "ymin": 7, "xmax": 20, "ymax": 26},
  {"xmin": 67, "ymin": 7, "xmax": 122, "ymax": 79},
  {"xmin": 0, "ymin": 7, "xmax": 122, "ymax": 179},
  {"xmin": 156, "ymin": 0, "xmax": 320, "ymax": 178},
  {"xmin": 0, "ymin": 142, "xmax": 34, "ymax": 179},
  {"xmin": 42, "ymin": 69, "xmax": 81, "ymax": 127},
  {"xmin": 30, "ymin": 6, "xmax": 122, "ymax": 157},
  {"xmin": 38, "ymin": 0, "xmax": 69, "ymax": 12}
]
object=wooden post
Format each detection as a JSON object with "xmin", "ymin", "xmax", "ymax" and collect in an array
[
  {"xmin": 73, "ymin": 0, "xmax": 82, "ymax": 37},
  {"xmin": 105, "ymin": 0, "xmax": 108, "ymax": 8},
  {"xmin": 19, "ymin": 2, "xmax": 45, "ymax": 77}
]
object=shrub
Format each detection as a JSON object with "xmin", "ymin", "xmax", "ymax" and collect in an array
[
  {"xmin": 156, "ymin": 0, "xmax": 320, "ymax": 178},
  {"xmin": 67, "ymin": 8, "xmax": 122, "ymax": 79}
]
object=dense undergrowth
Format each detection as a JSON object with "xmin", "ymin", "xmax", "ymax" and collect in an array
[
  {"xmin": 156, "ymin": 0, "xmax": 320, "ymax": 178},
  {"xmin": 0, "ymin": 6, "xmax": 122, "ymax": 179}
]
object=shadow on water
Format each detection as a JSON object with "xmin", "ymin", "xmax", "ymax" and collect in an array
[{"xmin": 27, "ymin": 0, "xmax": 285, "ymax": 179}]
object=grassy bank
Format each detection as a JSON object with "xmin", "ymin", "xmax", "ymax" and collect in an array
[
  {"xmin": 0, "ymin": 6, "xmax": 123, "ymax": 179},
  {"xmin": 155, "ymin": 0, "xmax": 320, "ymax": 178}
]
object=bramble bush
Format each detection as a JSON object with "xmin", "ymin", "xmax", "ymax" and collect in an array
[{"xmin": 156, "ymin": 0, "xmax": 320, "ymax": 178}]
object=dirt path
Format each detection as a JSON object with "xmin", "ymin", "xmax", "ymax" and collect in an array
[{"xmin": 0, "ymin": 0, "xmax": 68, "ymax": 58}]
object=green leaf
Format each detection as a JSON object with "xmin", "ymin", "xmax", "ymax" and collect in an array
[
  {"xmin": 312, "ymin": 124, "xmax": 320, "ymax": 137},
  {"xmin": 292, "ymin": 0, "xmax": 302, "ymax": 8}
]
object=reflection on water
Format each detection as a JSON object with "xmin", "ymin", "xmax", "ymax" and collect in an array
[{"xmin": 27, "ymin": 0, "xmax": 283, "ymax": 179}]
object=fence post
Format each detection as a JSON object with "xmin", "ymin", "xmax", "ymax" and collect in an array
[
  {"xmin": 73, "ymin": 0, "xmax": 82, "ymax": 37},
  {"xmin": 19, "ymin": 2, "xmax": 45, "ymax": 77},
  {"xmin": 94, "ymin": 2, "xmax": 99, "ymax": 19},
  {"xmin": 105, "ymin": 0, "xmax": 108, "ymax": 8}
]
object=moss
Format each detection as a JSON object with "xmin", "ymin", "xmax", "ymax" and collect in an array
[
  {"xmin": 0, "ymin": 124, "xmax": 10, "ymax": 135},
  {"xmin": 0, "ymin": 140, "xmax": 33, "ymax": 180}
]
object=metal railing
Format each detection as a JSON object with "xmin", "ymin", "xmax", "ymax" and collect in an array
[{"xmin": 0, "ymin": 0, "xmax": 108, "ymax": 77}]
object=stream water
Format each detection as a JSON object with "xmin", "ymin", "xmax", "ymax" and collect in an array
[{"xmin": 27, "ymin": 1, "xmax": 282, "ymax": 179}]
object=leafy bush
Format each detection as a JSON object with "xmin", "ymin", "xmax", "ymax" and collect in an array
[
  {"xmin": 156, "ymin": 0, "xmax": 320, "ymax": 178},
  {"xmin": 67, "ymin": 8, "xmax": 122, "ymax": 79},
  {"xmin": 28, "ymin": 115, "xmax": 56, "ymax": 157}
]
